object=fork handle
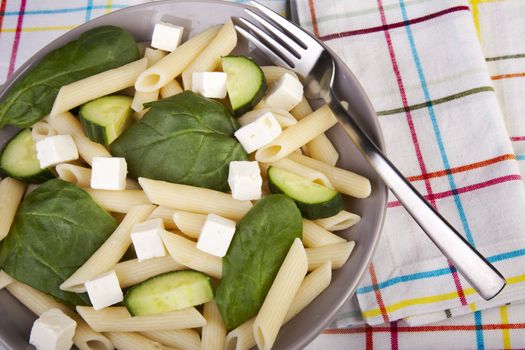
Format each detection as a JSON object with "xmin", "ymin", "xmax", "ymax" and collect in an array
[{"xmin": 328, "ymin": 96, "xmax": 506, "ymax": 300}]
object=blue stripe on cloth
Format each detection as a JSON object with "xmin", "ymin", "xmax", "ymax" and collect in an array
[
  {"xmin": 516, "ymin": 155, "xmax": 525, "ymax": 160},
  {"xmin": 1, "ymin": 4, "xmax": 127, "ymax": 16},
  {"xmin": 474, "ymin": 311, "xmax": 485, "ymax": 350},
  {"xmin": 399, "ymin": 0, "xmax": 476, "ymax": 247},
  {"xmin": 85, "ymin": 0, "xmax": 94, "ymax": 22},
  {"xmin": 356, "ymin": 248, "xmax": 525, "ymax": 294}
]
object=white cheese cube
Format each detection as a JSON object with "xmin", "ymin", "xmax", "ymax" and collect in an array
[
  {"xmin": 35, "ymin": 135, "xmax": 79, "ymax": 168},
  {"xmin": 151, "ymin": 22, "xmax": 184, "ymax": 52},
  {"xmin": 234, "ymin": 112, "xmax": 282, "ymax": 153},
  {"xmin": 84, "ymin": 270, "xmax": 123, "ymax": 311},
  {"xmin": 29, "ymin": 308, "xmax": 77, "ymax": 350},
  {"xmin": 264, "ymin": 73, "xmax": 304, "ymax": 111},
  {"xmin": 192, "ymin": 72, "xmax": 228, "ymax": 99},
  {"xmin": 131, "ymin": 218, "xmax": 166, "ymax": 262},
  {"xmin": 196, "ymin": 214, "xmax": 236, "ymax": 257},
  {"xmin": 90, "ymin": 157, "xmax": 127, "ymax": 191},
  {"xmin": 228, "ymin": 161, "xmax": 262, "ymax": 200}
]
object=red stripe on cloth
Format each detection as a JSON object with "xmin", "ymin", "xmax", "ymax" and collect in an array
[
  {"xmin": 491, "ymin": 72, "xmax": 525, "ymax": 80},
  {"xmin": 319, "ymin": 6, "xmax": 470, "ymax": 41},
  {"xmin": 0, "ymin": 0, "xmax": 7, "ymax": 40},
  {"xmin": 307, "ymin": 0, "xmax": 320, "ymax": 37},
  {"xmin": 511, "ymin": 136, "xmax": 525, "ymax": 142},
  {"xmin": 365, "ymin": 324, "xmax": 374, "ymax": 350},
  {"xmin": 369, "ymin": 264, "xmax": 389, "ymax": 324},
  {"xmin": 406, "ymin": 154, "xmax": 516, "ymax": 182},
  {"xmin": 324, "ymin": 323, "xmax": 525, "ymax": 334},
  {"xmin": 7, "ymin": 0, "xmax": 26, "ymax": 78},
  {"xmin": 388, "ymin": 174, "xmax": 523, "ymax": 208},
  {"xmin": 390, "ymin": 321, "xmax": 399, "ymax": 350}
]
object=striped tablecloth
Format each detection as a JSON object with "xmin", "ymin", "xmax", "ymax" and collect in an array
[{"xmin": 1, "ymin": 1, "xmax": 525, "ymax": 349}]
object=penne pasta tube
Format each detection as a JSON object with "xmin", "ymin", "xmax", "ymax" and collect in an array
[
  {"xmin": 172, "ymin": 210, "xmax": 209, "ymax": 239},
  {"xmin": 202, "ymin": 301, "xmax": 227, "ymax": 350},
  {"xmin": 253, "ymin": 239, "xmax": 308, "ymax": 350},
  {"xmin": 85, "ymin": 189, "xmax": 151, "ymax": 213},
  {"xmin": 48, "ymin": 112, "xmax": 111, "ymax": 165},
  {"xmin": 50, "ymin": 58, "xmax": 148, "ymax": 116},
  {"xmin": 135, "ymin": 26, "xmax": 221, "ymax": 92},
  {"xmin": 139, "ymin": 177, "xmax": 252, "ymax": 221},
  {"xmin": 114, "ymin": 256, "xmax": 185, "ymax": 288},
  {"xmin": 132, "ymin": 90, "xmax": 159, "ymax": 113},
  {"xmin": 31, "ymin": 120, "xmax": 57, "ymax": 141},
  {"xmin": 181, "ymin": 19, "xmax": 237, "ymax": 90},
  {"xmin": 225, "ymin": 262, "xmax": 332, "ymax": 350},
  {"xmin": 160, "ymin": 230, "xmax": 222, "ymax": 278},
  {"xmin": 105, "ymin": 332, "xmax": 166, "ymax": 350},
  {"xmin": 0, "ymin": 270, "xmax": 14, "ymax": 290},
  {"xmin": 238, "ymin": 108, "xmax": 297, "ymax": 128},
  {"xmin": 6, "ymin": 282, "xmax": 113, "ymax": 350},
  {"xmin": 148, "ymin": 206, "xmax": 177, "ymax": 229},
  {"xmin": 288, "ymin": 153, "xmax": 371, "ymax": 198},
  {"xmin": 260, "ymin": 66, "xmax": 298, "ymax": 84},
  {"xmin": 76, "ymin": 306, "xmax": 206, "ymax": 332},
  {"xmin": 160, "ymin": 79, "xmax": 183, "ymax": 99},
  {"xmin": 142, "ymin": 329, "xmax": 201, "ymax": 350},
  {"xmin": 144, "ymin": 47, "xmax": 168, "ymax": 65},
  {"xmin": 306, "ymin": 241, "xmax": 355, "ymax": 271},
  {"xmin": 55, "ymin": 164, "xmax": 92, "ymax": 187},
  {"xmin": 60, "ymin": 205, "xmax": 156, "ymax": 292},
  {"xmin": 259, "ymin": 158, "xmax": 334, "ymax": 189},
  {"xmin": 255, "ymin": 105, "xmax": 338, "ymax": 163},
  {"xmin": 302, "ymin": 219, "xmax": 346, "ymax": 248},
  {"xmin": 314, "ymin": 210, "xmax": 361, "ymax": 231},
  {"xmin": 0, "ymin": 177, "xmax": 26, "ymax": 241}
]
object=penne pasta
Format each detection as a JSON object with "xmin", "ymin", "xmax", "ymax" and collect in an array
[
  {"xmin": 253, "ymin": 239, "xmax": 308, "ymax": 350},
  {"xmin": 132, "ymin": 90, "xmax": 159, "ymax": 113},
  {"xmin": 172, "ymin": 210, "xmax": 208, "ymax": 239},
  {"xmin": 181, "ymin": 19, "xmax": 237, "ymax": 90},
  {"xmin": 0, "ymin": 270, "xmax": 14, "ymax": 290},
  {"xmin": 85, "ymin": 189, "xmax": 151, "ymax": 213},
  {"xmin": 225, "ymin": 319, "xmax": 254, "ymax": 350},
  {"xmin": 314, "ymin": 210, "xmax": 361, "ymax": 231},
  {"xmin": 142, "ymin": 329, "xmax": 201, "ymax": 350},
  {"xmin": 260, "ymin": 66, "xmax": 298, "ymax": 84},
  {"xmin": 302, "ymin": 219, "xmax": 346, "ymax": 248},
  {"xmin": 114, "ymin": 256, "xmax": 185, "ymax": 288},
  {"xmin": 48, "ymin": 112, "xmax": 111, "ymax": 165},
  {"xmin": 139, "ymin": 177, "xmax": 252, "ymax": 221},
  {"xmin": 160, "ymin": 230, "xmax": 222, "ymax": 278},
  {"xmin": 55, "ymin": 164, "xmax": 92, "ymax": 187},
  {"xmin": 148, "ymin": 206, "xmax": 177, "ymax": 229},
  {"xmin": 160, "ymin": 79, "xmax": 183, "ymax": 99},
  {"xmin": 306, "ymin": 241, "xmax": 355, "ymax": 271},
  {"xmin": 135, "ymin": 26, "xmax": 221, "ymax": 92},
  {"xmin": 238, "ymin": 108, "xmax": 297, "ymax": 128},
  {"xmin": 6, "ymin": 282, "xmax": 113, "ymax": 350},
  {"xmin": 288, "ymin": 153, "xmax": 371, "ymax": 198},
  {"xmin": 50, "ymin": 58, "xmax": 148, "ymax": 116},
  {"xmin": 31, "ymin": 120, "xmax": 57, "ymax": 141},
  {"xmin": 0, "ymin": 177, "xmax": 26, "ymax": 241},
  {"xmin": 259, "ymin": 158, "xmax": 334, "ymax": 189},
  {"xmin": 60, "ymin": 205, "xmax": 156, "ymax": 292},
  {"xmin": 255, "ymin": 105, "xmax": 338, "ymax": 163},
  {"xmin": 202, "ymin": 301, "xmax": 227, "ymax": 350},
  {"xmin": 76, "ymin": 306, "xmax": 206, "ymax": 332},
  {"xmin": 144, "ymin": 47, "xmax": 168, "ymax": 65},
  {"xmin": 105, "ymin": 332, "xmax": 166, "ymax": 350}
]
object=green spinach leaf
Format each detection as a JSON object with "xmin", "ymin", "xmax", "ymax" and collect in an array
[
  {"xmin": 215, "ymin": 194, "xmax": 302, "ymax": 330},
  {"xmin": 0, "ymin": 179, "xmax": 117, "ymax": 306},
  {"xmin": 0, "ymin": 26, "xmax": 139, "ymax": 128},
  {"xmin": 111, "ymin": 91, "xmax": 248, "ymax": 192}
]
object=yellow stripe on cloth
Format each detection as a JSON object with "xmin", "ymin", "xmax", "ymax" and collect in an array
[
  {"xmin": 469, "ymin": 0, "xmax": 503, "ymax": 38},
  {"xmin": 1, "ymin": 25, "xmax": 77, "ymax": 33},
  {"xmin": 500, "ymin": 305, "xmax": 511, "ymax": 349}
]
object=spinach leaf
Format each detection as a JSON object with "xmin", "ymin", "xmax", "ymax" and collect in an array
[
  {"xmin": 111, "ymin": 91, "xmax": 248, "ymax": 192},
  {"xmin": 0, "ymin": 26, "xmax": 139, "ymax": 128},
  {"xmin": 215, "ymin": 194, "xmax": 302, "ymax": 330},
  {"xmin": 0, "ymin": 179, "xmax": 117, "ymax": 306}
]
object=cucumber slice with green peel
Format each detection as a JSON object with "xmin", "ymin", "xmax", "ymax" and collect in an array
[
  {"xmin": 267, "ymin": 166, "xmax": 344, "ymax": 219},
  {"xmin": 221, "ymin": 55, "xmax": 266, "ymax": 116},
  {"xmin": 79, "ymin": 95, "xmax": 133, "ymax": 145},
  {"xmin": 124, "ymin": 270, "xmax": 214, "ymax": 316},
  {"xmin": 0, "ymin": 129, "xmax": 54, "ymax": 183}
]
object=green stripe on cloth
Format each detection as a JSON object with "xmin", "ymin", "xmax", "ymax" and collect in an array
[{"xmin": 486, "ymin": 53, "xmax": 525, "ymax": 62}]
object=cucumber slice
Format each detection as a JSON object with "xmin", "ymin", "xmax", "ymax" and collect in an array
[
  {"xmin": 124, "ymin": 270, "xmax": 213, "ymax": 316},
  {"xmin": 0, "ymin": 129, "xmax": 54, "ymax": 183},
  {"xmin": 221, "ymin": 55, "xmax": 266, "ymax": 116},
  {"xmin": 267, "ymin": 166, "xmax": 344, "ymax": 219},
  {"xmin": 79, "ymin": 95, "xmax": 133, "ymax": 145}
]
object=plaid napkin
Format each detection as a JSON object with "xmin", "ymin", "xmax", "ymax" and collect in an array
[{"xmin": 2, "ymin": 1, "xmax": 525, "ymax": 349}]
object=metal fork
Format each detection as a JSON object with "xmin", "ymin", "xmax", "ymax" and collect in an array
[{"xmin": 236, "ymin": 1, "xmax": 506, "ymax": 300}]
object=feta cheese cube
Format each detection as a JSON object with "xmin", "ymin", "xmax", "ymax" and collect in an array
[
  {"xmin": 234, "ymin": 112, "xmax": 282, "ymax": 153},
  {"xmin": 29, "ymin": 308, "xmax": 77, "ymax": 350},
  {"xmin": 196, "ymin": 214, "xmax": 236, "ymax": 257},
  {"xmin": 131, "ymin": 218, "xmax": 166, "ymax": 262},
  {"xmin": 35, "ymin": 135, "xmax": 79, "ymax": 168},
  {"xmin": 264, "ymin": 73, "xmax": 304, "ymax": 111},
  {"xmin": 228, "ymin": 161, "xmax": 262, "ymax": 200},
  {"xmin": 151, "ymin": 22, "xmax": 184, "ymax": 52},
  {"xmin": 192, "ymin": 72, "xmax": 228, "ymax": 99},
  {"xmin": 90, "ymin": 157, "xmax": 127, "ymax": 191},
  {"xmin": 84, "ymin": 270, "xmax": 123, "ymax": 311}
]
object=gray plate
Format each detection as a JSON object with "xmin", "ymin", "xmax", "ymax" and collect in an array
[{"xmin": 0, "ymin": 1, "xmax": 387, "ymax": 349}]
